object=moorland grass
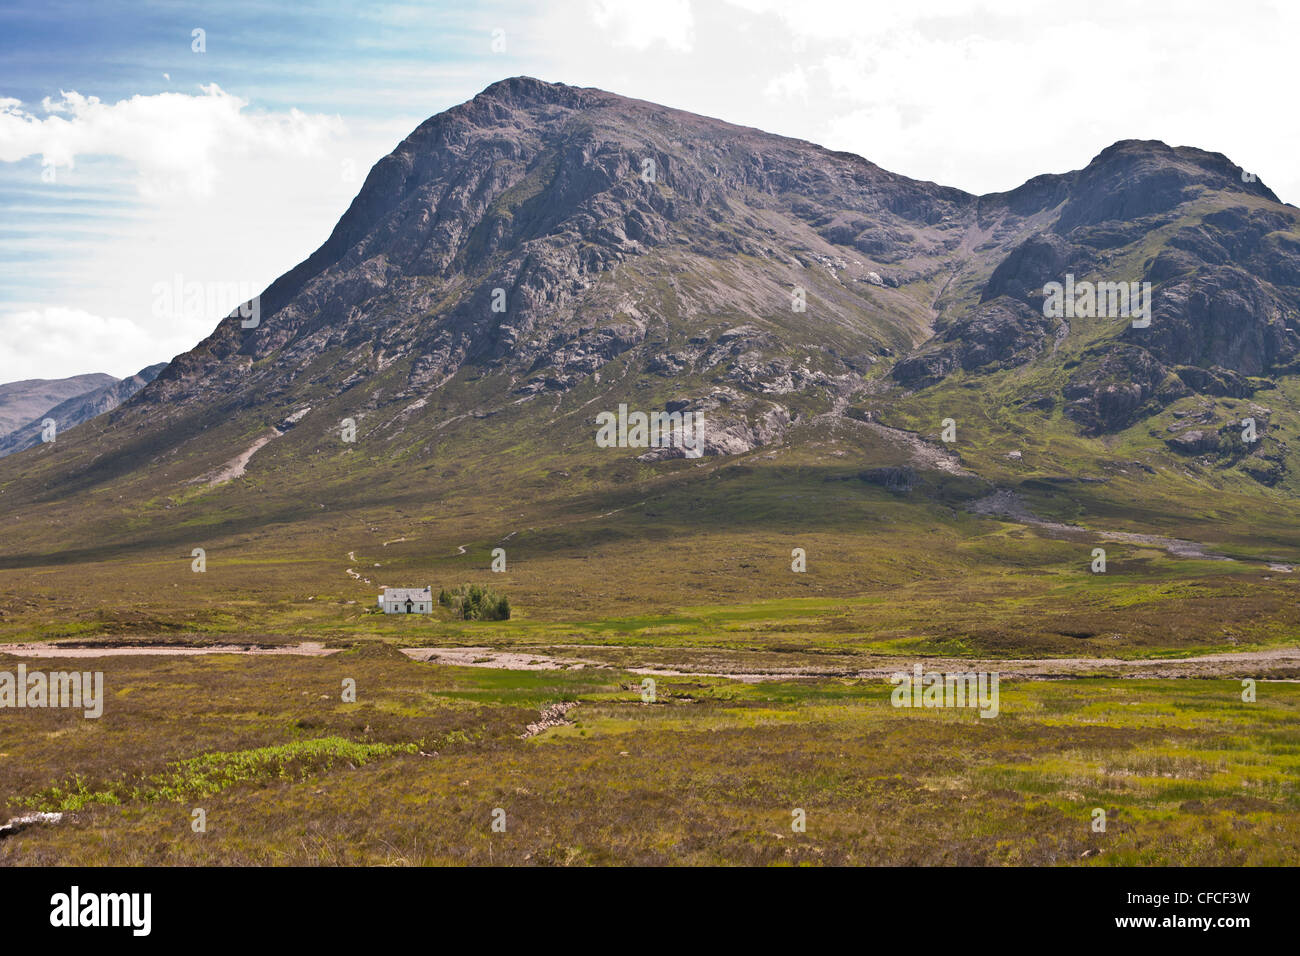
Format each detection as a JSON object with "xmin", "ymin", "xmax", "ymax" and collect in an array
[{"xmin": 2, "ymin": 652, "xmax": 1296, "ymax": 865}]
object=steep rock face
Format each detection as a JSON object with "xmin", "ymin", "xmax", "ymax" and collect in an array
[
  {"xmin": 981, "ymin": 233, "xmax": 1094, "ymax": 305},
  {"xmin": 893, "ymin": 138, "xmax": 1300, "ymax": 447},
  {"xmin": 894, "ymin": 297, "xmax": 1057, "ymax": 387},
  {"xmin": 1132, "ymin": 266, "xmax": 1299, "ymax": 375},
  {"xmin": 1063, "ymin": 345, "xmax": 1189, "ymax": 435}
]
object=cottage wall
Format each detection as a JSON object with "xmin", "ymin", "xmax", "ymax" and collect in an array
[{"xmin": 378, "ymin": 587, "xmax": 434, "ymax": 614}]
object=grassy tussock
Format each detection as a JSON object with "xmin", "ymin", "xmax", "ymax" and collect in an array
[{"xmin": 16, "ymin": 737, "xmax": 416, "ymax": 812}]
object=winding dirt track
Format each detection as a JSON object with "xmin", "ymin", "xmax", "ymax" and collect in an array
[{"xmin": 969, "ymin": 488, "xmax": 1299, "ymax": 566}]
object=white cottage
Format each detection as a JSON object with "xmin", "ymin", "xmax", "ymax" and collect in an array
[{"xmin": 378, "ymin": 586, "xmax": 433, "ymax": 614}]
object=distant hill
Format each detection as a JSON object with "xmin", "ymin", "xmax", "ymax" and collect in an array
[
  {"xmin": 0, "ymin": 364, "xmax": 165, "ymax": 458},
  {"xmin": 0, "ymin": 373, "xmax": 115, "ymax": 437}
]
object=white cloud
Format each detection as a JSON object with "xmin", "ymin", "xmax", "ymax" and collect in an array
[
  {"xmin": 0, "ymin": 306, "xmax": 211, "ymax": 382},
  {"xmin": 589, "ymin": 0, "xmax": 695, "ymax": 52},
  {"xmin": 765, "ymin": 67, "xmax": 809, "ymax": 100},
  {"xmin": 533, "ymin": 0, "xmax": 1300, "ymax": 203},
  {"xmin": 0, "ymin": 85, "xmax": 344, "ymax": 198}
]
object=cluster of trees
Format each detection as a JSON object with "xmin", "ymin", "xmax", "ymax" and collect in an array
[{"xmin": 438, "ymin": 584, "xmax": 511, "ymax": 621}]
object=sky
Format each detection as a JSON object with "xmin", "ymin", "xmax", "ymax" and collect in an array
[{"xmin": 1, "ymin": 0, "xmax": 1297, "ymax": 383}]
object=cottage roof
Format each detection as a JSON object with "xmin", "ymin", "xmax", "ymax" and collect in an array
[{"xmin": 381, "ymin": 587, "xmax": 432, "ymax": 602}]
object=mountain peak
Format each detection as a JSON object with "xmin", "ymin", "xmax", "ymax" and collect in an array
[
  {"xmin": 1082, "ymin": 138, "xmax": 1279, "ymax": 204},
  {"xmin": 474, "ymin": 75, "xmax": 584, "ymax": 105}
]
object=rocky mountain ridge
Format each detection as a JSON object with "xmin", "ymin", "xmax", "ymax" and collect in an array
[{"xmin": 5, "ymin": 77, "xmax": 1299, "ymax": 501}]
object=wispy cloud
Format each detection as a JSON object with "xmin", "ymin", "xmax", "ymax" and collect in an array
[
  {"xmin": 0, "ymin": 85, "xmax": 343, "ymax": 198},
  {"xmin": 588, "ymin": 0, "xmax": 695, "ymax": 52}
]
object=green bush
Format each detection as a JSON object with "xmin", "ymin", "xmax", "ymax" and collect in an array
[{"xmin": 440, "ymin": 583, "xmax": 511, "ymax": 621}]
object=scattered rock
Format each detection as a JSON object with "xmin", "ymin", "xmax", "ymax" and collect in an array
[
  {"xmin": 0, "ymin": 811, "xmax": 63, "ymax": 839},
  {"xmin": 519, "ymin": 701, "xmax": 577, "ymax": 739}
]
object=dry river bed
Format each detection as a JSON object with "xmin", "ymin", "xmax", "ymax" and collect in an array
[{"xmin": 0, "ymin": 640, "xmax": 1295, "ymax": 681}]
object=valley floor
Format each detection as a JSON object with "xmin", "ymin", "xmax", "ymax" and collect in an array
[
  {"xmin": 2, "ymin": 445, "xmax": 1298, "ymax": 865},
  {"xmin": 1, "ymin": 639, "xmax": 1296, "ymax": 866}
]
